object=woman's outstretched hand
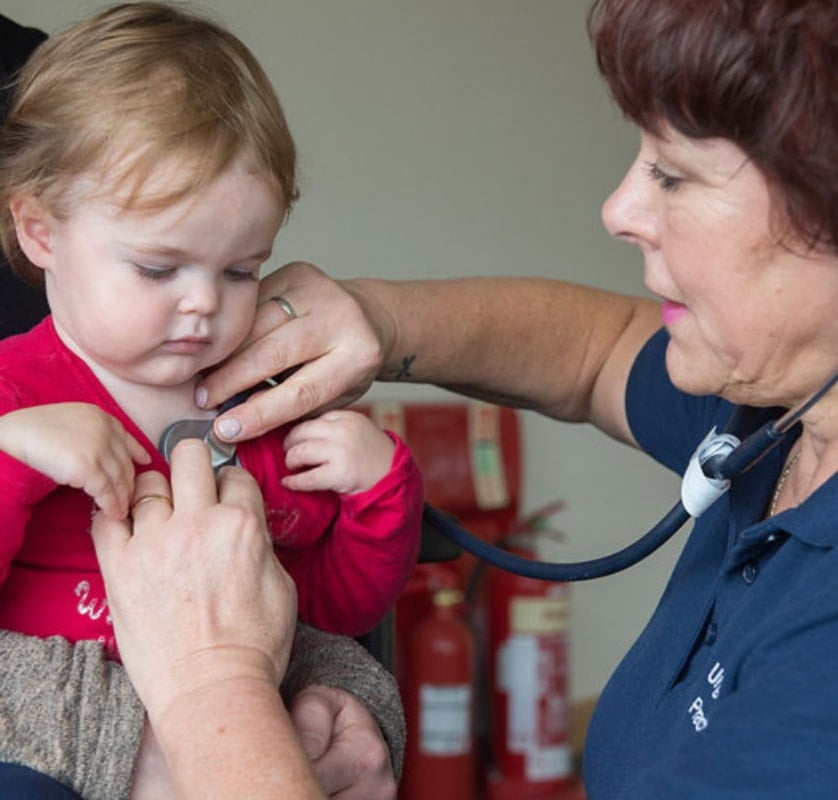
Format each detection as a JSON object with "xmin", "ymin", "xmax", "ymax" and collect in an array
[
  {"xmin": 91, "ymin": 438, "xmax": 296, "ymax": 716},
  {"xmin": 197, "ymin": 262, "xmax": 386, "ymax": 442}
]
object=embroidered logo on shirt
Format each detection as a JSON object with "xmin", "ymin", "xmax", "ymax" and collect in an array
[
  {"xmin": 265, "ymin": 504, "xmax": 301, "ymax": 543},
  {"xmin": 74, "ymin": 580, "xmax": 110, "ymax": 623},
  {"xmin": 687, "ymin": 661, "xmax": 726, "ymax": 732}
]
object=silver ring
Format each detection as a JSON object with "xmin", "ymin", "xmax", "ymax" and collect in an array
[{"xmin": 269, "ymin": 295, "xmax": 297, "ymax": 320}]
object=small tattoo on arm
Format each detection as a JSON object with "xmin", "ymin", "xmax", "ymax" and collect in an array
[{"xmin": 395, "ymin": 354, "xmax": 416, "ymax": 380}]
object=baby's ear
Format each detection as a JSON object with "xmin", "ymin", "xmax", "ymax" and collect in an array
[{"xmin": 9, "ymin": 195, "xmax": 56, "ymax": 271}]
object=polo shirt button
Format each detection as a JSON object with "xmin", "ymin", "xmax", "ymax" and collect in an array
[
  {"xmin": 704, "ymin": 622, "xmax": 718, "ymax": 645},
  {"xmin": 741, "ymin": 563, "xmax": 758, "ymax": 584}
]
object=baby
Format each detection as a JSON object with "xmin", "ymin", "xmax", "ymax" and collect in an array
[{"xmin": 0, "ymin": 2, "xmax": 423, "ymax": 657}]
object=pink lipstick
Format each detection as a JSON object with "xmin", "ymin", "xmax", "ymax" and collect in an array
[{"xmin": 661, "ymin": 300, "xmax": 688, "ymax": 327}]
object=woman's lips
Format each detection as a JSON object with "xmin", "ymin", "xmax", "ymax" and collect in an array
[{"xmin": 661, "ymin": 300, "xmax": 688, "ymax": 326}]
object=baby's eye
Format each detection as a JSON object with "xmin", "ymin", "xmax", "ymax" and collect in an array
[
  {"xmin": 224, "ymin": 267, "xmax": 258, "ymax": 282},
  {"xmin": 133, "ymin": 263, "xmax": 177, "ymax": 281}
]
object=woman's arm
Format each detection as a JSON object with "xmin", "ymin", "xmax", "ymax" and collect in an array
[
  {"xmin": 200, "ymin": 263, "xmax": 661, "ymax": 446},
  {"xmin": 344, "ymin": 275, "xmax": 660, "ymax": 441}
]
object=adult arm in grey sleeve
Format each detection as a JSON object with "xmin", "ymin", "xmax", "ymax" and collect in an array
[
  {"xmin": 0, "ymin": 631, "xmax": 143, "ymax": 800},
  {"xmin": 0, "ymin": 624, "xmax": 403, "ymax": 799},
  {"xmin": 282, "ymin": 623, "xmax": 405, "ymax": 779}
]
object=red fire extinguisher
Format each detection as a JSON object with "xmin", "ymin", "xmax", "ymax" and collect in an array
[
  {"xmin": 486, "ymin": 535, "xmax": 573, "ymax": 800},
  {"xmin": 400, "ymin": 587, "xmax": 477, "ymax": 800}
]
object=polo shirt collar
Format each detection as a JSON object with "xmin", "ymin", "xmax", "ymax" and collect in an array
[
  {"xmin": 772, "ymin": 471, "xmax": 838, "ymax": 548},
  {"xmin": 723, "ymin": 433, "xmax": 838, "ymax": 566}
]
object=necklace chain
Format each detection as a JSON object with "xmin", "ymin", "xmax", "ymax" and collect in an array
[{"xmin": 768, "ymin": 447, "xmax": 802, "ymax": 517}]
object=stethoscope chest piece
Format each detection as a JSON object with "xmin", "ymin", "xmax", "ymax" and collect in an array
[{"xmin": 159, "ymin": 419, "xmax": 237, "ymax": 471}]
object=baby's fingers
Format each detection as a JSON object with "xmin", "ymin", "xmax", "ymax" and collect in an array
[
  {"xmin": 122, "ymin": 430, "xmax": 152, "ymax": 466},
  {"xmin": 88, "ymin": 443, "xmax": 143, "ymax": 519},
  {"xmin": 281, "ymin": 463, "xmax": 334, "ymax": 492},
  {"xmin": 88, "ymin": 480, "xmax": 129, "ymax": 520}
]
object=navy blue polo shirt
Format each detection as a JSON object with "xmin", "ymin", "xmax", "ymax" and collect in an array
[{"xmin": 584, "ymin": 329, "xmax": 838, "ymax": 799}]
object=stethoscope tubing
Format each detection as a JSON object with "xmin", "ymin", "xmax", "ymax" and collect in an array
[
  {"xmin": 428, "ymin": 367, "xmax": 838, "ymax": 582},
  {"xmin": 423, "ymin": 500, "xmax": 690, "ymax": 581}
]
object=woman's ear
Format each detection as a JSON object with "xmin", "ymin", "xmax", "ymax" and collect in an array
[{"xmin": 9, "ymin": 196, "xmax": 56, "ymax": 271}]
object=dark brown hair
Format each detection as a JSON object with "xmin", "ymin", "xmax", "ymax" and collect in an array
[{"xmin": 589, "ymin": 0, "xmax": 838, "ymax": 251}]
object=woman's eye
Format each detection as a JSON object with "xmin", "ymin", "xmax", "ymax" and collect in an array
[
  {"xmin": 644, "ymin": 161, "xmax": 683, "ymax": 191},
  {"xmin": 133, "ymin": 263, "xmax": 177, "ymax": 281}
]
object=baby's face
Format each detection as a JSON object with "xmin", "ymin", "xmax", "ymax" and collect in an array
[{"xmin": 26, "ymin": 160, "xmax": 285, "ymax": 390}]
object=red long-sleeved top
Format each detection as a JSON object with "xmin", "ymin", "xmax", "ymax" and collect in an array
[{"xmin": 0, "ymin": 318, "xmax": 422, "ymax": 654}]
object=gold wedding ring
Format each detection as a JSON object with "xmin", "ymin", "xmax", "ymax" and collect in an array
[{"xmin": 130, "ymin": 493, "xmax": 173, "ymax": 516}]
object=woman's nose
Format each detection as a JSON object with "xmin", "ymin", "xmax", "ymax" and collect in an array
[{"xmin": 601, "ymin": 156, "xmax": 657, "ymax": 248}]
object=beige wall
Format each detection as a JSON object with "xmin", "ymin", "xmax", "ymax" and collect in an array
[{"xmin": 6, "ymin": 1, "xmax": 685, "ymax": 702}]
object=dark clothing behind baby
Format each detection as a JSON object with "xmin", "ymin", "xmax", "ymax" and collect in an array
[
  {"xmin": 0, "ymin": 763, "xmax": 83, "ymax": 799},
  {"xmin": 0, "ymin": 14, "xmax": 80, "ymax": 799},
  {"xmin": 0, "ymin": 14, "xmax": 50, "ymax": 340}
]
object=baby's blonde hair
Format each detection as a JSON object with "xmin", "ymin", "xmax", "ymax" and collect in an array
[{"xmin": 0, "ymin": 2, "xmax": 299, "ymax": 286}]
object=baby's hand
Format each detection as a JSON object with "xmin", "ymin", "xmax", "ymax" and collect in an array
[
  {"xmin": 0, "ymin": 403, "xmax": 151, "ymax": 518},
  {"xmin": 282, "ymin": 410, "xmax": 395, "ymax": 495}
]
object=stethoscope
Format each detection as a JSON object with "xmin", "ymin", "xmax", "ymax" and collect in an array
[{"xmin": 160, "ymin": 367, "xmax": 838, "ymax": 583}]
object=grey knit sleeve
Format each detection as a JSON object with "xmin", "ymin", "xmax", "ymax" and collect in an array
[
  {"xmin": 0, "ymin": 631, "xmax": 144, "ymax": 800},
  {"xmin": 282, "ymin": 623, "xmax": 406, "ymax": 779},
  {"xmin": 0, "ymin": 625, "xmax": 404, "ymax": 798}
]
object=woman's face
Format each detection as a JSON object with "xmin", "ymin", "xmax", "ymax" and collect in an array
[{"xmin": 602, "ymin": 126, "xmax": 838, "ymax": 407}]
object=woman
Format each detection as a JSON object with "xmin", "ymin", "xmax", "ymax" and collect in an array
[{"xmin": 199, "ymin": 0, "xmax": 838, "ymax": 795}]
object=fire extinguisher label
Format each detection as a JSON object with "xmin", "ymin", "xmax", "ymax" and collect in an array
[
  {"xmin": 525, "ymin": 743, "xmax": 572, "ymax": 780},
  {"xmin": 419, "ymin": 684, "xmax": 472, "ymax": 755},
  {"xmin": 468, "ymin": 402, "xmax": 509, "ymax": 510},
  {"xmin": 510, "ymin": 596, "xmax": 568, "ymax": 634},
  {"xmin": 497, "ymin": 626, "xmax": 571, "ymax": 780}
]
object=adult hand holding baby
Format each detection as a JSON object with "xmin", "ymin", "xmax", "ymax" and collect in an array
[{"xmin": 92, "ymin": 439, "xmax": 324, "ymax": 800}]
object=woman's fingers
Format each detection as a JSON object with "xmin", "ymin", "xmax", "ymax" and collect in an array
[
  {"xmin": 129, "ymin": 471, "xmax": 174, "ymax": 529},
  {"xmin": 197, "ymin": 261, "xmax": 383, "ymax": 441},
  {"xmin": 167, "ymin": 438, "xmax": 218, "ymax": 509},
  {"xmin": 216, "ymin": 464, "xmax": 269, "ymax": 528}
]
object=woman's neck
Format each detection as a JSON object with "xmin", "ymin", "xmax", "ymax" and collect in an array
[{"xmin": 777, "ymin": 397, "xmax": 838, "ymax": 512}]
